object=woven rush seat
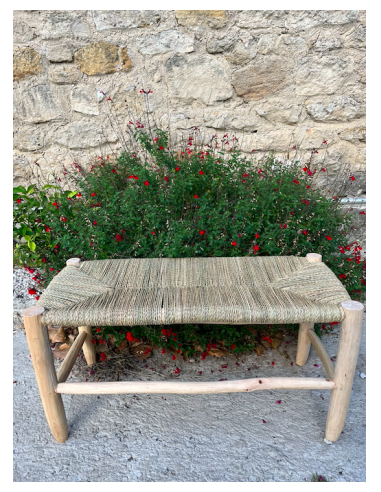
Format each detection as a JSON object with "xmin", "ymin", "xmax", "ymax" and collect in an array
[{"xmin": 37, "ymin": 256, "xmax": 350, "ymax": 327}]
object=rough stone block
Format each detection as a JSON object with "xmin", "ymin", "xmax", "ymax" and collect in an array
[
  {"xmin": 14, "ymin": 127, "xmax": 44, "ymax": 151},
  {"xmin": 71, "ymin": 86, "xmax": 99, "ymax": 115},
  {"xmin": 46, "ymin": 44, "xmax": 73, "ymax": 63},
  {"xmin": 235, "ymin": 10, "xmax": 287, "ymax": 31},
  {"xmin": 175, "ymin": 10, "xmax": 226, "ymax": 29},
  {"xmin": 40, "ymin": 12, "xmax": 90, "ymax": 39},
  {"xmin": 13, "ymin": 47, "xmax": 41, "ymax": 82},
  {"xmin": 93, "ymin": 10, "xmax": 160, "ymax": 30},
  {"xmin": 165, "ymin": 54, "xmax": 233, "ymax": 105},
  {"xmin": 231, "ymin": 55, "xmax": 290, "ymax": 101},
  {"xmin": 255, "ymin": 98, "xmax": 303, "ymax": 124},
  {"xmin": 295, "ymin": 56, "xmax": 353, "ymax": 96},
  {"xmin": 286, "ymin": 10, "xmax": 359, "ymax": 32},
  {"xmin": 305, "ymin": 96, "xmax": 366, "ymax": 122},
  {"xmin": 74, "ymin": 42, "xmax": 132, "ymax": 76},
  {"xmin": 13, "ymin": 21, "xmax": 35, "ymax": 43},
  {"xmin": 14, "ymin": 85, "xmax": 60, "ymax": 123},
  {"xmin": 53, "ymin": 121, "xmax": 118, "ymax": 149},
  {"xmin": 136, "ymin": 30, "xmax": 194, "ymax": 55},
  {"xmin": 48, "ymin": 65, "xmax": 81, "ymax": 85}
]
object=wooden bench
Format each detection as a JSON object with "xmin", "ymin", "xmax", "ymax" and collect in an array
[{"xmin": 23, "ymin": 253, "xmax": 364, "ymax": 443}]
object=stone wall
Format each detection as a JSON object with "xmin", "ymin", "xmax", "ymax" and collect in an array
[{"xmin": 13, "ymin": 10, "xmax": 366, "ymax": 194}]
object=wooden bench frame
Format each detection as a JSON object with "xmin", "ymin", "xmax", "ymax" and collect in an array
[{"xmin": 22, "ymin": 253, "xmax": 364, "ymax": 443}]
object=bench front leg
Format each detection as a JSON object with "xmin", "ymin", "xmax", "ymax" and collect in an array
[
  {"xmin": 23, "ymin": 306, "xmax": 68, "ymax": 443},
  {"xmin": 325, "ymin": 300, "xmax": 364, "ymax": 442}
]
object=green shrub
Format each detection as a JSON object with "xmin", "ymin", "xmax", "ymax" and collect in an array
[{"xmin": 13, "ymin": 125, "xmax": 365, "ymax": 357}]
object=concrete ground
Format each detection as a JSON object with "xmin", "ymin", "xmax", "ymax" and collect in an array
[{"xmin": 13, "ymin": 314, "xmax": 366, "ymax": 482}]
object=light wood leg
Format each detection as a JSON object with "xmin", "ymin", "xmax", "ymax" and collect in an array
[
  {"xmin": 78, "ymin": 326, "xmax": 97, "ymax": 365},
  {"xmin": 325, "ymin": 300, "xmax": 364, "ymax": 442},
  {"xmin": 23, "ymin": 306, "xmax": 68, "ymax": 443},
  {"xmin": 296, "ymin": 322, "xmax": 314, "ymax": 366}
]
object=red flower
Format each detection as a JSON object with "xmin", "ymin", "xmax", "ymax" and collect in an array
[
  {"xmin": 255, "ymin": 233, "xmax": 260, "ymax": 239},
  {"xmin": 162, "ymin": 348, "xmax": 166, "ymax": 354},
  {"xmin": 194, "ymin": 194, "xmax": 199, "ymax": 199},
  {"xmin": 174, "ymin": 368, "xmax": 181, "ymax": 375},
  {"xmin": 322, "ymin": 140, "xmax": 327, "ymax": 144},
  {"xmin": 91, "ymin": 193, "xmax": 96, "ymax": 196},
  {"xmin": 321, "ymin": 168, "xmax": 326, "ymax": 172},
  {"xmin": 49, "ymin": 268, "xmax": 55, "ymax": 272},
  {"xmin": 45, "ymin": 227, "xmax": 51, "ymax": 233},
  {"xmin": 231, "ymin": 344, "xmax": 236, "ymax": 349},
  {"xmin": 302, "ymin": 230, "xmax": 307, "ymax": 235},
  {"xmin": 175, "ymin": 166, "xmax": 180, "ymax": 172},
  {"xmin": 276, "ymin": 400, "xmax": 281, "ymax": 404},
  {"xmin": 326, "ymin": 235, "xmax": 332, "ymax": 241},
  {"xmin": 126, "ymin": 332, "xmax": 136, "ymax": 342},
  {"xmin": 77, "ymin": 193, "xmax": 82, "ymax": 197},
  {"xmin": 112, "ymin": 169, "xmax": 116, "ymax": 173},
  {"xmin": 28, "ymin": 288, "xmax": 37, "ymax": 295},
  {"xmin": 93, "ymin": 220, "xmax": 97, "ymax": 226},
  {"xmin": 96, "ymin": 328, "xmax": 101, "ymax": 332},
  {"xmin": 293, "ymin": 180, "xmax": 299, "ymax": 184},
  {"xmin": 35, "ymin": 296, "xmax": 40, "ymax": 301},
  {"xmin": 42, "ymin": 258, "xmax": 47, "ymax": 263},
  {"xmin": 16, "ymin": 198, "xmax": 22, "ymax": 203},
  {"xmin": 254, "ymin": 245, "xmax": 259, "ymax": 251},
  {"xmin": 359, "ymin": 211, "xmax": 365, "ymax": 215},
  {"xmin": 160, "ymin": 146, "xmax": 164, "ymax": 150},
  {"xmin": 154, "ymin": 137, "xmax": 159, "ymax": 143},
  {"xmin": 199, "ymin": 170, "xmax": 204, "ymax": 175},
  {"xmin": 271, "ymin": 361, "xmax": 274, "ymax": 366},
  {"xmin": 164, "ymin": 176, "xmax": 169, "ymax": 181},
  {"xmin": 350, "ymin": 176, "xmax": 355, "ymax": 181},
  {"xmin": 61, "ymin": 217, "xmax": 67, "ymax": 222},
  {"xmin": 199, "ymin": 230, "xmax": 205, "ymax": 235},
  {"xmin": 231, "ymin": 241, "xmax": 237, "ymax": 246},
  {"xmin": 172, "ymin": 355, "xmax": 176, "ymax": 360},
  {"xmin": 151, "ymin": 231, "xmax": 155, "ymax": 235},
  {"xmin": 144, "ymin": 180, "xmax": 149, "ymax": 186},
  {"xmin": 116, "ymin": 234, "xmax": 122, "ymax": 242},
  {"xmin": 306, "ymin": 185, "xmax": 311, "ymax": 189},
  {"xmin": 339, "ymin": 274, "xmax": 346, "ymax": 279}
]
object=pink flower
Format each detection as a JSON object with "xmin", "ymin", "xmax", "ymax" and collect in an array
[{"xmin": 276, "ymin": 400, "xmax": 281, "ymax": 404}]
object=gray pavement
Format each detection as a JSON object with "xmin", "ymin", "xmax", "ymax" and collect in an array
[{"xmin": 13, "ymin": 316, "xmax": 366, "ymax": 482}]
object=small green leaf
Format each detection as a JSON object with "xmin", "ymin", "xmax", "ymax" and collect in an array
[{"xmin": 27, "ymin": 241, "xmax": 36, "ymax": 251}]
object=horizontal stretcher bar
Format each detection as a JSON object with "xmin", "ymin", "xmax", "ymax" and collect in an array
[{"xmin": 56, "ymin": 377, "xmax": 335, "ymax": 395}]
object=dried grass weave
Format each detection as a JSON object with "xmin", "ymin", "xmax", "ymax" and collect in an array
[{"xmin": 37, "ymin": 256, "xmax": 350, "ymax": 327}]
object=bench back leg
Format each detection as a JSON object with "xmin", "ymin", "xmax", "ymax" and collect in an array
[
  {"xmin": 296, "ymin": 322, "xmax": 313, "ymax": 366},
  {"xmin": 325, "ymin": 300, "xmax": 364, "ymax": 442},
  {"xmin": 78, "ymin": 326, "xmax": 97, "ymax": 365},
  {"xmin": 23, "ymin": 306, "xmax": 68, "ymax": 443}
]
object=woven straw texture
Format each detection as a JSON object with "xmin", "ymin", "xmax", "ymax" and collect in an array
[{"xmin": 37, "ymin": 256, "xmax": 350, "ymax": 327}]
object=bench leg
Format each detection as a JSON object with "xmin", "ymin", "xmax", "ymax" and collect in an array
[
  {"xmin": 325, "ymin": 300, "xmax": 364, "ymax": 442},
  {"xmin": 78, "ymin": 326, "xmax": 97, "ymax": 365},
  {"xmin": 23, "ymin": 306, "xmax": 68, "ymax": 443},
  {"xmin": 296, "ymin": 322, "xmax": 313, "ymax": 366}
]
